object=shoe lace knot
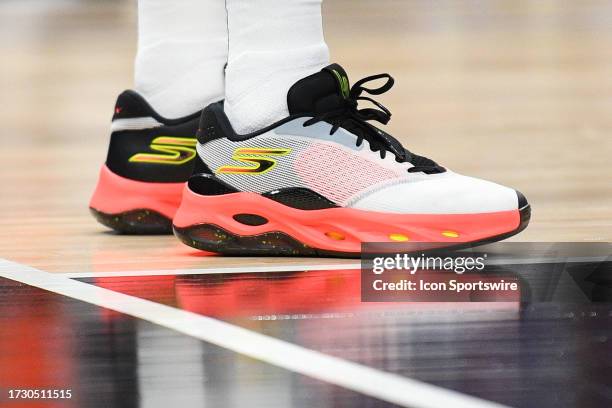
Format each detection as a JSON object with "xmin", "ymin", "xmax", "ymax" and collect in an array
[{"xmin": 303, "ymin": 73, "xmax": 445, "ymax": 174}]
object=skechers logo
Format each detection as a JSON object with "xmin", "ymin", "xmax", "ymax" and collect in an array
[
  {"xmin": 129, "ymin": 137, "xmax": 197, "ymax": 165},
  {"xmin": 217, "ymin": 148, "xmax": 292, "ymax": 175},
  {"xmin": 331, "ymin": 69, "xmax": 350, "ymax": 99}
]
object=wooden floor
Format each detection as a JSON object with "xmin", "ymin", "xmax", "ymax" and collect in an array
[
  {"xmin": 1, "ymin": 0, "xmax": 611, "ymax": 273},
  {"xmin": 1, "ymin": 3, "xmax": 612, "ymax": 407}
]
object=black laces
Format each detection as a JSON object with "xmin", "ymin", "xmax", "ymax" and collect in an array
[{"xmin": 303, "ymin": 73, "xmax": 445, "ymax": 174}]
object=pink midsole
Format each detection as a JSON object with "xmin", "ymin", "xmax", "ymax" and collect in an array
[
  {"xmin": 89, "ymin": 165, "xmax": 184, "ymax": 219},
  {"xmin": 174, "ymin": 187, "xmax": 521, "ymax": 252}
]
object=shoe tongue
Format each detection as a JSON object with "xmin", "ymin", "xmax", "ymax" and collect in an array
[{"xmin": 287, "ymin": 63, "xmax": 350, "ymax": 115}]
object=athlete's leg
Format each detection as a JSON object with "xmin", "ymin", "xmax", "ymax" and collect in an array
[
  {"xmin": 135, "ymin": 0, "xmax": 227, "ymax": 118},
  {"xmin": 170, "ymin": 1, "xmax": 529, "ymax": 253},
  {"xmin": 224, "ymin": 0, "xmax": 329, "ymax": 133},
  {"xmin": 90, "ymin": 0, "xmax": 229, "ymax": 233}
]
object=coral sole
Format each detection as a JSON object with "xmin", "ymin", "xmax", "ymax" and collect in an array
[{"xmin": 173, "ymin": 188, "xmax": 531, "ymax": 257}]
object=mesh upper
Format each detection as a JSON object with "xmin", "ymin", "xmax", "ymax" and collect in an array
[
  {"xmin": 197, "ymin": 120, "xmax": 419, "ymax": 206},
  {"xmin": 196, "ymin": 115, "xmax": 520, "ymax": 214}
]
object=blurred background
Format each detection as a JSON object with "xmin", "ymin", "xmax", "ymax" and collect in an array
[{"xmin": 1, "ymin": 0, "xmax": 611, "ymax": 243}]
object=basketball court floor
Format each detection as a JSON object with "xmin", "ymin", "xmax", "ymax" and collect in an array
[{"xmin": 1, "ymin": 1, "xmax": 611, "ymax": 407}]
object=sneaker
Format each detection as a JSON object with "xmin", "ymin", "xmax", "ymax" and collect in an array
[
  {"xmin": 173, "ymin": 64, "xmax": 530, "ymax": 256},
  {"xmin": 90, "ymin": 91, "xmax": 201, "ymax": 234}
]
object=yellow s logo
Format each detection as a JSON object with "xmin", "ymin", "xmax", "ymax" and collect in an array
[
  {"xmin": 129, "ymin": 137, "xmax": 197, "ymax": 165},
  {"xmin": 217, "ymin": 148, "xmax": 292, "ymax": 175}
]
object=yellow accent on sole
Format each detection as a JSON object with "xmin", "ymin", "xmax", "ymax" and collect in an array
[
  {"xmin": 389, "ymin": 233, "xmax": 410, "ymax": 242},
  {"xmin": 325, "ymin": 231, "xmax": 346, "ymax": 241}
]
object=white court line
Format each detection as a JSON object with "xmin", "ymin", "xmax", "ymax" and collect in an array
[
  {"xmin": 55, "ymin": 255, "xmax": 608, "ymax": 278},
  {"xmin": 0, "ymin": 259, "xmax": 507, "ymax": 408},
  {"xmin": 57, "ymin": 262, "xmax": 360, "ymax": 278}
]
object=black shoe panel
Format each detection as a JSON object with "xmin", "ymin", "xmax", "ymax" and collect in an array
[
  {"xmin": 106, "ymin": 120, "xmax": 200, "ymax": 183},
  {"xmin": 187, "ymin": 171, "xmax": 338, "ymax": 210},
  {"xmin": 516, "ymin": 190, "xmax": 529, "ymax": 209},
  {"xmin": 105, "ymin": 91, "xmax": 202, "ymax": 183},
  {"xmin": 262, "ymin": 188, "xmax": 338, "ymax": 210},
  {"xmin": 112, "ymin": 90, "xmax": 201, "ymax": 124},
  {"xmin": 187, "ymin": 173, "xmax": 239, "ymax": 196}
]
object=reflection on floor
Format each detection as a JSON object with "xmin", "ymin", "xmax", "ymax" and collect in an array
[
  {"xmin": 2, "ymin": 256, "xmax": 612, "ymax": 407},
  {"xmin": 73, "ymin": 263, "xmax": 612, "ymax": 408},
  {"xmin": 0, "ymin": 277, "xmax": 398, "ymax": 408}
]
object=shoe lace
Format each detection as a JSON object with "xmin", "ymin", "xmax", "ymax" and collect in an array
[{"xmin": 303, "ymin": 73, "xmax": 445, "ymax": 174}]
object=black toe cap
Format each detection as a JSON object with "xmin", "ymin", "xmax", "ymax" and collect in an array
[{"xmin": 516, "ymin": 190, "xmax": 529, "ymax": 209}]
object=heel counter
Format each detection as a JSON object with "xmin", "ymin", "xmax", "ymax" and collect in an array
[
  {"xmin": 196, "ymin": 103, "xmax": 224, "ymax": 144},
  {"xmin": 113, "ymin": 90, "xmax": 202, "ymax": 124},
  {"xmin": 112, "ymin": 90, "xmax": 157, "ymax": 121},
  {"xmin": 105, "ymin": 91, "xmax": 159, "ymax": 171},
  {"xmin": 105, "ymin": 93, "xmax": 201, "ymax": 183},
  {"xmin": 189, "ymin": 108, "xmax": 236, "ymax": 196},
  {"xmin": 188, "ymin": 135, "xmax": 234, "ymax": 196},
  {"xmin": 193, "ymin": 106, "xmax": 216, "ymax": 176}
]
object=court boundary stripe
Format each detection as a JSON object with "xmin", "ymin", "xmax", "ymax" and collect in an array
[
  {"xmin": 56, "ymin": 262, "xmax": 360, "ymax": 278},
  {"xmin": 0, "ymin": 259, "xmax": 507, "ymax": 408},
  {"xmin": 54, "ymin": 256, "xmax": 608, "ymax": 278}
]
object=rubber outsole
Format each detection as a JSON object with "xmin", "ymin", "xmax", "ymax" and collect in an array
[
  {"xmin": 89, "ymin": 165, "xmax": 185, "ymax": 234},
  {"xmin": 90, "ymin": 208, "xmax": 173, "ymax": 235},
  {"xmin": 173, "ymin": 204, "xmax": 531, "ymax": 258}
]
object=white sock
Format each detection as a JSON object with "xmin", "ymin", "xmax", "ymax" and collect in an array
[
  {"xmin": 134, "ymin": 0, "xmax": 228, "ymax": 118},
  {"xmin": 224, "ymin": 0, "xmax": 329, "ymax": 133}
]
